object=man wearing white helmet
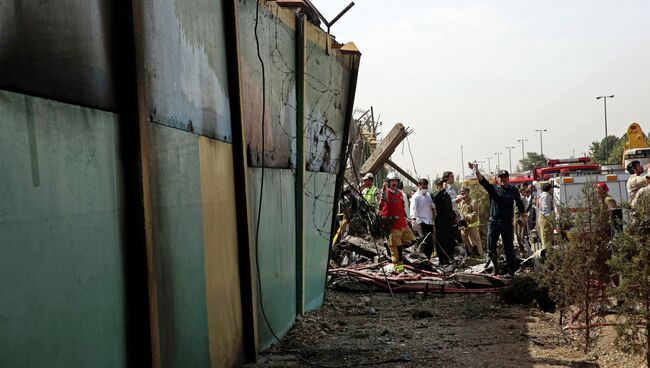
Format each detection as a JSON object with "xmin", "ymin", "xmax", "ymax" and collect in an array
[{"xmin": 379, "ymin": 171, "xmax": 416, "ymax": 273}]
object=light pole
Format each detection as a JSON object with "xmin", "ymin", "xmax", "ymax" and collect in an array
[
  {"xmin": 485, "ymin": 157, "xmax": 492, "ymax": 174},
  {"xmin": 534, "ymin": 129, "xmax": 548, "ymax": 157},
  {"xmin": 596, "ymin": 95, "xmax": 614, "ymax": 163},
  {"xmin": 494, "ymin": 152, "xmax": 502, "ymax": 172},
  {"xmin": 517, "ymin": 139, "xmax": 528, "ymax": 162},
  {"xmin": 460, "ymin": 145, "xmax": 465, "ymax": 180},
  {"xmin": 505, "ymin": 146, "xmax": 515, "ymax": 173}
]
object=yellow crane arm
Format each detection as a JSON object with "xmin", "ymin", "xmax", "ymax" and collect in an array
[{"xmin": 624, "ymin": 122, "xmax": 650, "ymax": 150}]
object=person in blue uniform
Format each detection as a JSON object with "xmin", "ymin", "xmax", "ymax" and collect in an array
[{"xmin": 467, "ymin": 163, "xmax": 527, "ymax": 276}]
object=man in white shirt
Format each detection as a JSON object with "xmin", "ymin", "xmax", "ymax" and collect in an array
[
  {"xmin": 410, "ymin": 178, "xmax": 435, "ymax": 259},
  {"xmin": 537, "ymin": 182, "xmax": 555, "ymax": 248}
]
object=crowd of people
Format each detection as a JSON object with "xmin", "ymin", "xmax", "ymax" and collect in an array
[{"xmin": 342, "ymin": 159, "xmax": 650, "ymax": 277}]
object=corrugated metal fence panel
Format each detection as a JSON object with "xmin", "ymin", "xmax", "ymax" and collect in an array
[
  {"xmin": 197, "ymin": 136, "xmax": 245, "ymax": 367},
  {"xmin": 148, "ymin": 124, "xmax": 211, "ymax": 367},
  {"xmin": 0, "ymin": 1, "xmax": 117, "ymax": 110},
  {"xmin": 138, "ymin": 0, "xmax": 232, "ymax": 141},
  {"xmin": 0, "ymin": 90, "xmax": 126, "ymax": 367},
  {"xmin": 304, "ymin": 25, "xmax": 351, "ymax": 174},
  {"xmin": 302, "ymin": 172, "xmax": 336, "ymax": 312},
  {"xmin": 239, "ymin": 1, "xmax": 297, "ymax": 168},
  {"xmin": 248, "ymin": 167, "xmax": 297, "ymax": 351}
]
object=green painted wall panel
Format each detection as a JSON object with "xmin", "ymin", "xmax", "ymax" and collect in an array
[
  {"xmin": 0, "ymin": 90, "xmax": 127, "ymax": 367},
  {"xmin": 149, "ymin": 124, "xmax": 210, "ymax": 368},
  {"xmin": 302, "ymin": 172, "xmax": 336, "ymax": 312},
  {"xmin": 248, "ymin": 167, "xmax": 296, "ymax": 351}
]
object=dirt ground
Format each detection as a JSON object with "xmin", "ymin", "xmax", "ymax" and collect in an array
[{"xmin": 250, "ymin": 290, "xmax": 644, "ymax": 368}]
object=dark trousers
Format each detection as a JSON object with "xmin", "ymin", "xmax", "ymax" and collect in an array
[
  {"xmin": 487, "ymin": 221, "xmax": 517, "ymax": 272},
  {"xmin": 436, "ymin": 225, "xmax": 456, "ymax": 265},
  {"xmin": 420, "ymin": 223, "xmax": 434, "ymax": 259}
]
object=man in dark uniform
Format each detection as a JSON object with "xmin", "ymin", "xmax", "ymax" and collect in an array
[
  {"xmin": 468, "ymin": 163, "xmax": 527, "ymax": 276},
  {"xmin": 433, "ymin": 177, "xmax": 456, "ymax": 265}
]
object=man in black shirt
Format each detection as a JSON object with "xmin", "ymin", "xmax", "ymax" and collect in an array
[
  {"xmin": 433, "ymin": 177, "xmax": 456, "ymax": 266},
  {"xmin": 468, "ymin": 163, "xmax": 527, "ymax": 276}
]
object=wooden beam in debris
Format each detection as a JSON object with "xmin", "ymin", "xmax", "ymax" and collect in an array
[
  {"xmin": 386, "ymin": 159, "xmax": 418, "ymax": 185},
  {"xmin": 359, "ymin": 123, "xmax": 409, "ymax": 175}
]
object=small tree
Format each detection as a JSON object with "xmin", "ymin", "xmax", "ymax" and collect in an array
[
  {"xmin": 609, "ymin": 194, "xmax": 650, "ymax": 367},
  {"xmin": 588, "ymin": 135, "xmax": 626, "ymax": 164},
  {"xmin": 542, "ymin": 182, "xmax": 612, "ymax": 352},
  {"xmin": 519, "ymin": 152, "xmax": 548, "ymax": 171}
]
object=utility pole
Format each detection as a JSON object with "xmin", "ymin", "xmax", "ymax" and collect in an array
[
  {"xmin": 485, "ymin": 157, "xmax": 492, "ymax": 174},
  {"xmin": 505, "ymin": 146, "xmax": 515, "ymax": 173},
  {"xmin": 517, "ymin": 138, "xmax": 528, "ymax": 162},
  {"xmin": 460, "ymin": 145, "xmax": 465, "ymax": 180},
  {"xmin": 494, "ymin": 152, "xmax": 502, "ymax": 172},
  {"xmin": 596, "ymin": 95, "xmax": 614, "ymax": 163},
  {"xmin": 534, "ymin": 129, "xmax": 548, "ymax": 157}
]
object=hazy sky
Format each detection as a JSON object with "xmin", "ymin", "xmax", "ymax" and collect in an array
[{"xmin": 312, "ymin": 0, "xmax": 650, "ymax": 179}]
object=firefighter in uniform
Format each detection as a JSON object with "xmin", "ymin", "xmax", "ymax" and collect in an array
[
  {"xmin": 457, "ymin": 186, "xmax": 483, "ymax": 257},
  {"xmin": 379, "ymin": 172, "xmax": 416, "ymax": 273}
]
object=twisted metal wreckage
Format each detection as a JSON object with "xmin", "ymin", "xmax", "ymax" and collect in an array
[{"xmin": 328, "ymin": 114, "xmax": 546, "ymax": 295}]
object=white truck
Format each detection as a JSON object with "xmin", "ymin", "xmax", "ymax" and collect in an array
[{"xmin": 550, "ymin": 173, "xmax": 629, "ymax": 210}]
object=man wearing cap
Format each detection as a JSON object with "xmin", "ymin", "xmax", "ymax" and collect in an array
[
  {"xmin": 433, "ymin": 176, "xmax": 456, "ymax": 265},
  {"xmin": 379, "ymin": 172, "xmax": 416, "ymax": 273},
  {"xmin": 410, "ymin": 178, "xmax": 435, "ymax": 258},
  {"xmin": 361, "ymin": 173, "xmax": 380, "ymax": 209},
  {"xmin": 626, "ymin": 160, "xmax": 647, "ymax": 204},
  {"xmin": 537, "ymin": 182, "xmax": 556, "ymax": 248},
  {"xmin": 596, "ymin": 182, "xmax": 618, "ymax": 209},
  {"xmin": 468, "ymin": 163, "xmax": 527, "ymax": 276}
]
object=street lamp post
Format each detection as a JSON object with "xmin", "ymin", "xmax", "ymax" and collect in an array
[
  {"xmin": 534, "ymin": 129, "xmax": 548, "ymax": 157},
  {"xmin": 596, "ymin": 95, "xmax": 614, "ymax": 163},
  {"xmin": 505, "ymin": 146, "xmax": 515, "ymax": 173},
  {"xmin": 494, "ymin": 152, "xmax": 502, "ymax": 172},
  {"xmin": 517, "ymin": 139, "xmax": 528, "ymax": 162},
  {"xmin": 485, "ymin": 157, "xmax": 492, "ymax": 174}
]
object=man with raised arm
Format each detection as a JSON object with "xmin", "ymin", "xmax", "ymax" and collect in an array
[{"xmin": 467, "ymin": 162, "xmax": 527, "ymax": 277}]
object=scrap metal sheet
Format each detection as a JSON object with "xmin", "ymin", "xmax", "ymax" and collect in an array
[
  {"xmin": 0, "ymin": 0, "xmax": 117, "ymax": 110},
  {"xmin": 239, "ymin": 1, "xmax": 297, "ymax": 168},
  {"xmin": 138, "ymin": 0, "xmax": 232, "ymax": 141},
  {"xmin": 304, "ymin": 24, "xmax": 351, "ymax": 173}
]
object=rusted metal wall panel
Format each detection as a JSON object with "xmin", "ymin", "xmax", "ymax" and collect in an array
[
  {"xmin": 198, "ymin": 136, "xmax": 245, "ymax": 367},
  {"xmin": 304, "ymin": 25, "xmax": 351, "ymax": 174},
  {"xmin": 137, "ymin": 0, "xmax": 232, "ymax": 141},
  {"xmin": 302, "ymin": 172, "xmax": 336, "ymax": 312},
  {"xmin": 0, "ymin": 90, "xmax": 127, "ymax": 367},
  {"xmin": 248, "ymin": 167, "xmax": 297, "ymax": 351},
  {"xmin": 239, "ymin": 1, "xmax": 297, "ymax": 168},
  {"xmin": 0, "ymin": 0, "xmax": 117, "ymax": 110},
  {"xmin": 148, "ymin": 124, "xmax": 211, "ymax": 367}
]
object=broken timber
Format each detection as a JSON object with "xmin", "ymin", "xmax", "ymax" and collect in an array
[{"xmin": 359, "ymin": 123, "xmax": 417, "ymax": 185}]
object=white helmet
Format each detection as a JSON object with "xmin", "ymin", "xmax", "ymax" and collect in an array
[{"xmin": 386, "ymin": 171, "xmax": 399, "ymax": 181}]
